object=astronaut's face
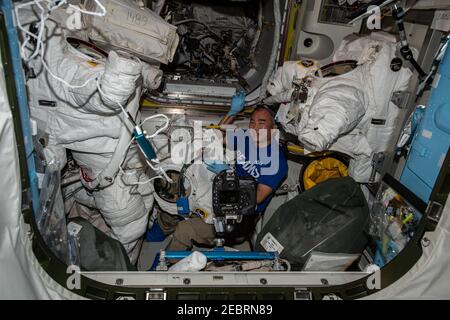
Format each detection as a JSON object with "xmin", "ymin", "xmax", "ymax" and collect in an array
[{"xmin": 249, "ymin": 108, "xmax": 276, "ymax": 146}]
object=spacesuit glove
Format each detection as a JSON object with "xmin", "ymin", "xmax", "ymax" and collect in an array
[
  {"xmin": 204, "ymin": 160, "xmax": 230, "ymax": 174},
  {"xmin": 99, "ymin": 51, "xmax": 142, "ymax": 107},
  {"xmin": 142, "ymin": 62, "xmax": 163, "ymax": 90},
  {"xmin": 263, "ymin": 88, "xmax": 295, "ymax": 104},
  {"xmin": 227, "ymin": 90, "xmax": 246, "ymax": 116}
]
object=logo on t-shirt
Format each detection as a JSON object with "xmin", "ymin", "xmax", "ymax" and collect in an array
[{"xmin": 237, "ymin": 150, "xmax": 261, "ymax": 179}]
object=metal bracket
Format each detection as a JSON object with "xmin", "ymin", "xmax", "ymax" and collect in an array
[
  {"xmin": 426, "ymin": 201, "xmax": 444, "ymax": 225},
  {"xmin": 146, "ymin": 289, "xmax": 167, "ymax": 300},
  {"xmin": 391, "ymin": 91, "xmax": 411, "ymax": 108},
  {"xmin": 369, "ymin": 152, "xmax": 385, "ymax": 184},
  {"xmin": 294, "ymin": 289, "xmax": 312, "ymax": 300},
  {"xmin": 292, "ymin": 77, "xmax": 311, "ymax": 103}
]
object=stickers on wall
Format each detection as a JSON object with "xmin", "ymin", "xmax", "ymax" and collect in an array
[{"xmin": 432, "ymin": 10, "xmax": 450, "ymax": 32}]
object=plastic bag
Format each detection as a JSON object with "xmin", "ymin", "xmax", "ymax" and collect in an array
[
  {"xmin": 369, "ymin": 182, "xmax": 421, "ymax": 267},
  {"xmin": 37, "ymin": 160, "xmax": 77, "ymax": 265}
]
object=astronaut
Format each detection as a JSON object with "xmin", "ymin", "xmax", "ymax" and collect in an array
[
  {"xmin": 19, "ymin": 0, "xmax": 178, "ymax": 262},
  {"xmin": 265, "ymin": 32, "xmax": 413, "ymax": 183},
  {"xmin": 158, "ymin": 95, "xmax": 288, "ymax": 251}
]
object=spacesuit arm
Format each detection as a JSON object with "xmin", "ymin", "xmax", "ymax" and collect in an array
[
  {"xmin": 68, "ymin": 51, "xmax": 143, "ymax": 115},
  {"xmin": 298, "ymin": 83, "xmax": 366, "ymax": 152}
]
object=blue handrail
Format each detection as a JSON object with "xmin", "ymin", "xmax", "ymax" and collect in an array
[{"xmin": 1, "ymin": 0, "xmax": 40, "ymax": 216}]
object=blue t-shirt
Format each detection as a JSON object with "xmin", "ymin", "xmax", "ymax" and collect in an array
[{"xmin": 227, "ymin": 131, "xmax": 288, "ymax": 214}]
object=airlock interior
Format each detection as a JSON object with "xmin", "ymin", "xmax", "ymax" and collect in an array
[{"xmin": 19, "ymin": 0, "xmax": 435, "ymax": 288}]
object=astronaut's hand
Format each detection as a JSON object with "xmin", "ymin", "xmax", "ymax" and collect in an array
[
  {"xmin": 204, "ymin": 160, "xmax": 230, "ymax": 174},
  {"xmin": 227, "ymin": 90, "xmax": 246, "ymax": 116},
  {"xmin": 99, "ymin": 51, "xmax": 142, "ymax": 107}
]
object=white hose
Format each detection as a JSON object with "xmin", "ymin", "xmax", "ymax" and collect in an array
[
  {"xmin": 141, "ymin": 114, "xmax": 170, "ymax": 138},
  {"xmin": 86, "ymin": 87, "xmax": 139, "ymax": 189},
  {"xmin": 96, "ymin": 83, "xmax": 173, "ymax": 187},
  {"xmin": 15, "ymin": 0, "xmax": 105, "ymax": 87},
  {"xmin": 71, "ymin": 0, "xmax": 106, "ymax": 17}
]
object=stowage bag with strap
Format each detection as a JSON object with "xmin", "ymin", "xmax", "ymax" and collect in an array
[
  {"xmin": 255, "ymin": 176, "xmax": 369, "ymax": 268},
  {"xmin": 69, "ymin": 217, "xmax": 136, "ymax": 271}
]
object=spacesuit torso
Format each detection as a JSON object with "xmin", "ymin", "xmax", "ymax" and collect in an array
[{"xmin": 267, "ymin": 33, "xmax": 413, "ymax": 182}]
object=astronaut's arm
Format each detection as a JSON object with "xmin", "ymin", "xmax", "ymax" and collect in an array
[
  {"xmin": 219, "ymin": 114, "xmax": 236, "ymax": 126},
  {"xmin": 256, "ymin": 183, "xmax": 273, "ymax": 204}
]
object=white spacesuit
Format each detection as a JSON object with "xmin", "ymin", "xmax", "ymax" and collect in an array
[
  {"xmin": 266, "ymin": 32, "xmax": 413, "ymax": 182},
  {"xmin": 149, "ymin": 115, "xmax": 219, "ymax": 224},
  {"xmin": 19, "ymin": 0, "xmax": 178, "ymax": 262}
]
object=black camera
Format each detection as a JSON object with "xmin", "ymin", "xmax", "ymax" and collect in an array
[{"xmin": 212, "ymin": 170, "xmax": 257, "ymax": 218}]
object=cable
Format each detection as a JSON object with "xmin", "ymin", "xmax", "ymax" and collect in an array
[
  {"xmin": 15, "ymin": 0, "xmax": 106, "ymax": 87},
  {"xmin": 17, "ymin": 0, "xmax": 105, "ymax": 61},
  {"xmin": 141, "ymin": 114, "xmax": 170, "ymax": 138},
  {"xmin": 279, "ymin": 258, "xmax": 291, "ymax": 271},
  {"xmin": 69, "ymin": 0, "xmax": 106, "ymax": 17},
  {"xmin": 16, "ymin": 0, "xmax": 173, "ymax": 184},
  {"xmin": 114, "ymin": 125, "xmax": 173, "ymax": 185},
  {"xmin": 41, "ymin": 44, "xmax": 97, "ymax": 88},
  {"xmin": 96, "ymin": 80, "xmax": 169, "ymax": 139},
  {"xmin": 105, "ymin": 97, "xmax": 172, "ymax": 185},
  {"xmin": 98, "ymin": 79, "xmax": 171, "ymax": 176},
  {"xmin": 15, "ymin": 1, "xmax": 59, "ymax": 62},
  {"xmin": 117, "ymin": 138, "xmax": 167, "ymax": 186},
  {"xmin": 147, "ymin": 158, "xmax": 174, "ymax": 184}
]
